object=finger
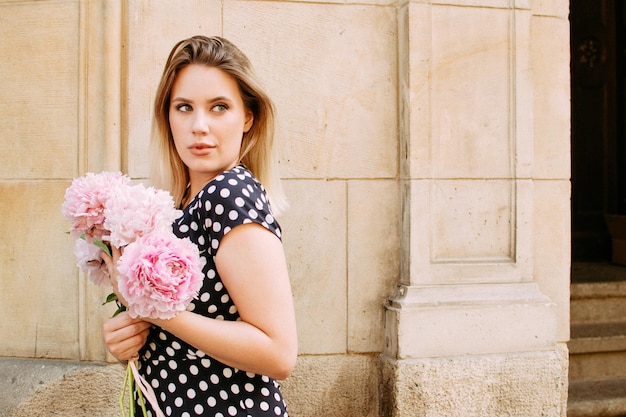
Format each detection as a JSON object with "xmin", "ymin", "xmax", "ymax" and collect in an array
[
  {"xmin": 103, "ymin": 311, "xmax": 137, "ymax": 333},
  {"xmin": 107, "ymin": 318, "xmax": 151, "ymax": 344},
  {"xmin": 100, "ymin": 251, "xmax": 112, "ymax": 268},
  {"xmin": 104, "ymin": 326, "xmax": 150, "ymax": 360},
  {"xmin": 111, "ymin": 340, "xmax": 142, "ymax": 361},
  {"xmin": 110, "ymin": 245, "xmax": 123, "ymax": 262},
  {"xmin": 116, "ymin": 328, "xmax": 151, "ymax": 359}
]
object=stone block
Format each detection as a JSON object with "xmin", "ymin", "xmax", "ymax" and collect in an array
[
  {"xmin": 402, "ymin": 2, "xmax": 432, "ymax": 180},
  {"xmin": 385, "ymin": 283, "xmax": 557, "ymax": 358},
  {"xmin": 0, "ymin": 181, "xmax": 79, "ymax": 358},
  {"xmin": 431, "ymin": 180, "xmax": 514, "ymax": 261},
  {"xmin": 533, "ymin": 0, "xmax": 570, "ymax": 18},
  {"xmin": 224, "ymin": 1, "xmax": 398, "ymax": 179},
  {"xmin": 347, "ymin": 180, "xmax": 400, "ymax": 353},
  {"xmin": 431, "ymin": 0, "xmax": 530, "ymax": 8},
  {"xmin": 532, "ymin": 15, "xmax": 571, "ymax": 180},
  {"xmin": 285, "ymin": 0, "xmax": 395, "ymax": 4},
  {"xmin": 280, "ymin": 179, "xmax": 347, "ymax": 354},
  {"xmin": 0, "ymin": 1, "xmax": 79, "ymax": 179},
  {"xmin": 379, "ymin": 347, "xmax": 568, "ymax": 417},
  {"xmin": 406, "ymin": 179, "xmax": 533, "ymax": 285},
  {"xmin": 430, "ymin": 5, "xmax": 514, "ymax": 179},
  {"xmin": 281, "ymin": 354, "xmax": 379, "ymax": 417},
  {"xmin": 534, "ymin": 180, "xmax": 571, "ymax": 341}
]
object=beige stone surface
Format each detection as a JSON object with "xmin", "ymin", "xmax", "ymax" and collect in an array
[
  {"xmin": 532, "ymin": 15, "xmax": 571, "ymax": 180},
  {"xmin": 405, "ymin": 179, "xmax": 534, "ymax": 285},
  {"xmin": 405, "ymin": 4, "xmax": 534, "ymax": 181},
  {"xmin": 534, "ymin": 180, "xmax": 571, "ymax": 342},
  {"xmin": 430, "ymin": 5, "xmax": 513, "ymax": 179},
  {"xmin": 386, "ymin": 282, "xmax": 556, "ymax": 358},
  {"xmin": 280, "ymin": 179, "xmax": 348, "ymax": 354},
  {"xmin": 224, "ymin": 1, "xmax": 398, "ymax": 180},
  {"xmin": 400, "ymin": 2, "xmax": 431, "ymax": 180},
  {"xmin": 286, "ymin": 0, "xmax": 395, "ymax": 4},
  {"xmin": 431, "ymin": 180, "xmax": 514, "ymax": 261},
  {"xmin": 347, "ymin": 180, "xmax": 401, "ymax": 353},
  {"xmin": 380, "ymin": 346, "xmax": 568, "ymax": 417},
  {"xmin": 0, "ymin": 181, "xmax": 79, "ymax": 359},
  {"xmin": 281, "ymin": 354, "xmax": 379, "ymax": 417},
  {"xmin": 433, "ymin": 0, "xmax": 529, "ymax": 7},
  {"xmin": 0, "ymin": 1, "xmax": 79, "ymax": 179},
  {"xmin": 533, "ymin": 0, "xmax": 570, "ymax": 18}
]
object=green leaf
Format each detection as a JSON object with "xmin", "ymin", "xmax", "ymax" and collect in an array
[
  {"xmin": 93, "ymin": 239, "xmax": 112, "ymax": 257},
  {"xmin": 103, "ymin": 292, "xmax": 118, "ymax": 305},
  {"xmin": 112, "ymin": 305, "xmax": 126, "ymax": 317}
]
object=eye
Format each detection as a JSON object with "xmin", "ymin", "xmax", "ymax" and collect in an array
[
  {"xmin": 176, "ymin": 103, "xmax": 192, "ymax": 113},
  {"xmin": 212, "ymin": 103, "xmax": 228, "ymax": 113}
]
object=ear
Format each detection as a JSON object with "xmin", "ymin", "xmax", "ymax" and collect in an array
[{"xmin": 243, "ymin": 110, "xmax": 254, "ymax": 133}]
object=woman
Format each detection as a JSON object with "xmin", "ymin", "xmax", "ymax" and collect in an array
[{"xmin": 102, "ymin": 36, "xmax": 297, "ymax": 417}]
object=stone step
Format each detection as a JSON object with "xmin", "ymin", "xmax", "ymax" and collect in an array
[
  {"xmin": 570, "ymin": 280, "xmax": 626, "ymax": 324},
  {"xmin": 570, "ymin": 322, "xmax": 626, "ymax": 354},
  {"xmin": 569, "ymin": 322, "xmax": 626, "ymax": 382},
  {"xmin": 567, "ymin": 378, "xmax": 626, "ymax": 417}
]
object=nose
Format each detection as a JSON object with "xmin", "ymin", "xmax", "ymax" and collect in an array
[{"xmin": 191, "ymin": 110, "xmax": 210, "ymax": 135}]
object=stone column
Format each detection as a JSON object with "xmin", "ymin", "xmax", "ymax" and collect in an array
[
  {"xmin": 380, "ymin": 1, "xmax": 569, "ymax": 415},
  {"xmin": 77, "ymin": 0, "xmax": 124, "ymax": 361}
]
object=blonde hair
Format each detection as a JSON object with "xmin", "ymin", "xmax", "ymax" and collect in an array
[{"xmin": 151, "ymin": 36, "xmax": 288, "ymax": 216}]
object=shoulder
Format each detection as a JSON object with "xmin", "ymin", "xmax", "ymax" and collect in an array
[
  {"xmin": 198, "ymin": 166, "xmax": 281, "ymax": 239},
  {"xmin": 199, "ymin": 166, "xmax": 267, "ymax": 209}
]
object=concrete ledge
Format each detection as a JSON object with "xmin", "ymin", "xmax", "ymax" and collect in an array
[{"xmin": 0, "ymin": 357, "xmax": 124, "ymax": 417}]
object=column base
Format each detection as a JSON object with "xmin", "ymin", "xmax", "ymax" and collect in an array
[{"xmin": 379, "ymin": 345, "xmax": 569, "ymax": 417}]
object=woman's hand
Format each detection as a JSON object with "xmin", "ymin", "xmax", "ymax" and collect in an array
[{"xmin": 103, "ymin": 311, "xmax": 152, "ymax": 362}]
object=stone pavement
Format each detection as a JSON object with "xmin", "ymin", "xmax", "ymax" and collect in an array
[{"xmin": 0, "ymin": 357, "xmax": 124, "ymax": 417}]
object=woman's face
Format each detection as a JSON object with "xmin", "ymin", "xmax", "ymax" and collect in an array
[{"xmin": 169, "ymin": 64, "xmax": 253, "ymax": 188}]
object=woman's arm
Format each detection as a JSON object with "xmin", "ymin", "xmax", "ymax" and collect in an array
[{"xmin": 148, "ymin": 223, "xmax": 298, "ymax": 380}]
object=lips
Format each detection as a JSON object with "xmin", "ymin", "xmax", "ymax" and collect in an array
[{"xmin": 189, "ymin": 143, "xmax": 215, "ymax": 156}]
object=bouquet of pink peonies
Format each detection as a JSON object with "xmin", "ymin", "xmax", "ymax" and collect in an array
[{"xmin": 62, "ymin": 171, "xmax": 205, "ymax": 417}]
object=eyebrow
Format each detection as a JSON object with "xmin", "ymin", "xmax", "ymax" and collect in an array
[{"xmin": 170, "ymin": 96, "xmax": 234, "ymax": 104}]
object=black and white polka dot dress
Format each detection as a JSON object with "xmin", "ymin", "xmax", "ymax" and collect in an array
[{"xmin": 136, "ymin": 165, "xmax": 289, "ymax": 417}]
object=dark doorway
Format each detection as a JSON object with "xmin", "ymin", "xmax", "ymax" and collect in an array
[{"xmin": 570, "ymin": 0, "xmax": 626, "ymax": 282}]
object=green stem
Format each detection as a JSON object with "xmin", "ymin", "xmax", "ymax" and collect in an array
[
  {"xmin": 129, "ymin": 366, "xmax": 135, "ymax": 416},
  {"xmin": 137, "ymin": 379, "xmax": 148, "ymax": 417},
  {"xmin": 120, "ymin": 365, "xmax": 130, "ymax": 417}
]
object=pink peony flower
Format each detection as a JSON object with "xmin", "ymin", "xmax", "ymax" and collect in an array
[
  {"xmin": 61, "ymin": 171, "xmax": 131, "ymax": 242},
  {"xmin": 104, "ymin": 183, "xmax": 182, "ymax": 248},
  {"xmin": 116, "ymin": 233, "xmax": 205, "ymax": 319},
  {"xmin": 74, "ymin": 238, "xmax": 109, "ymax": 286}
]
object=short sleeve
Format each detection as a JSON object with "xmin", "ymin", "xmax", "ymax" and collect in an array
[{"xmin": 194, "ymin": 166, "xmax": 281, "ymax": 257}]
